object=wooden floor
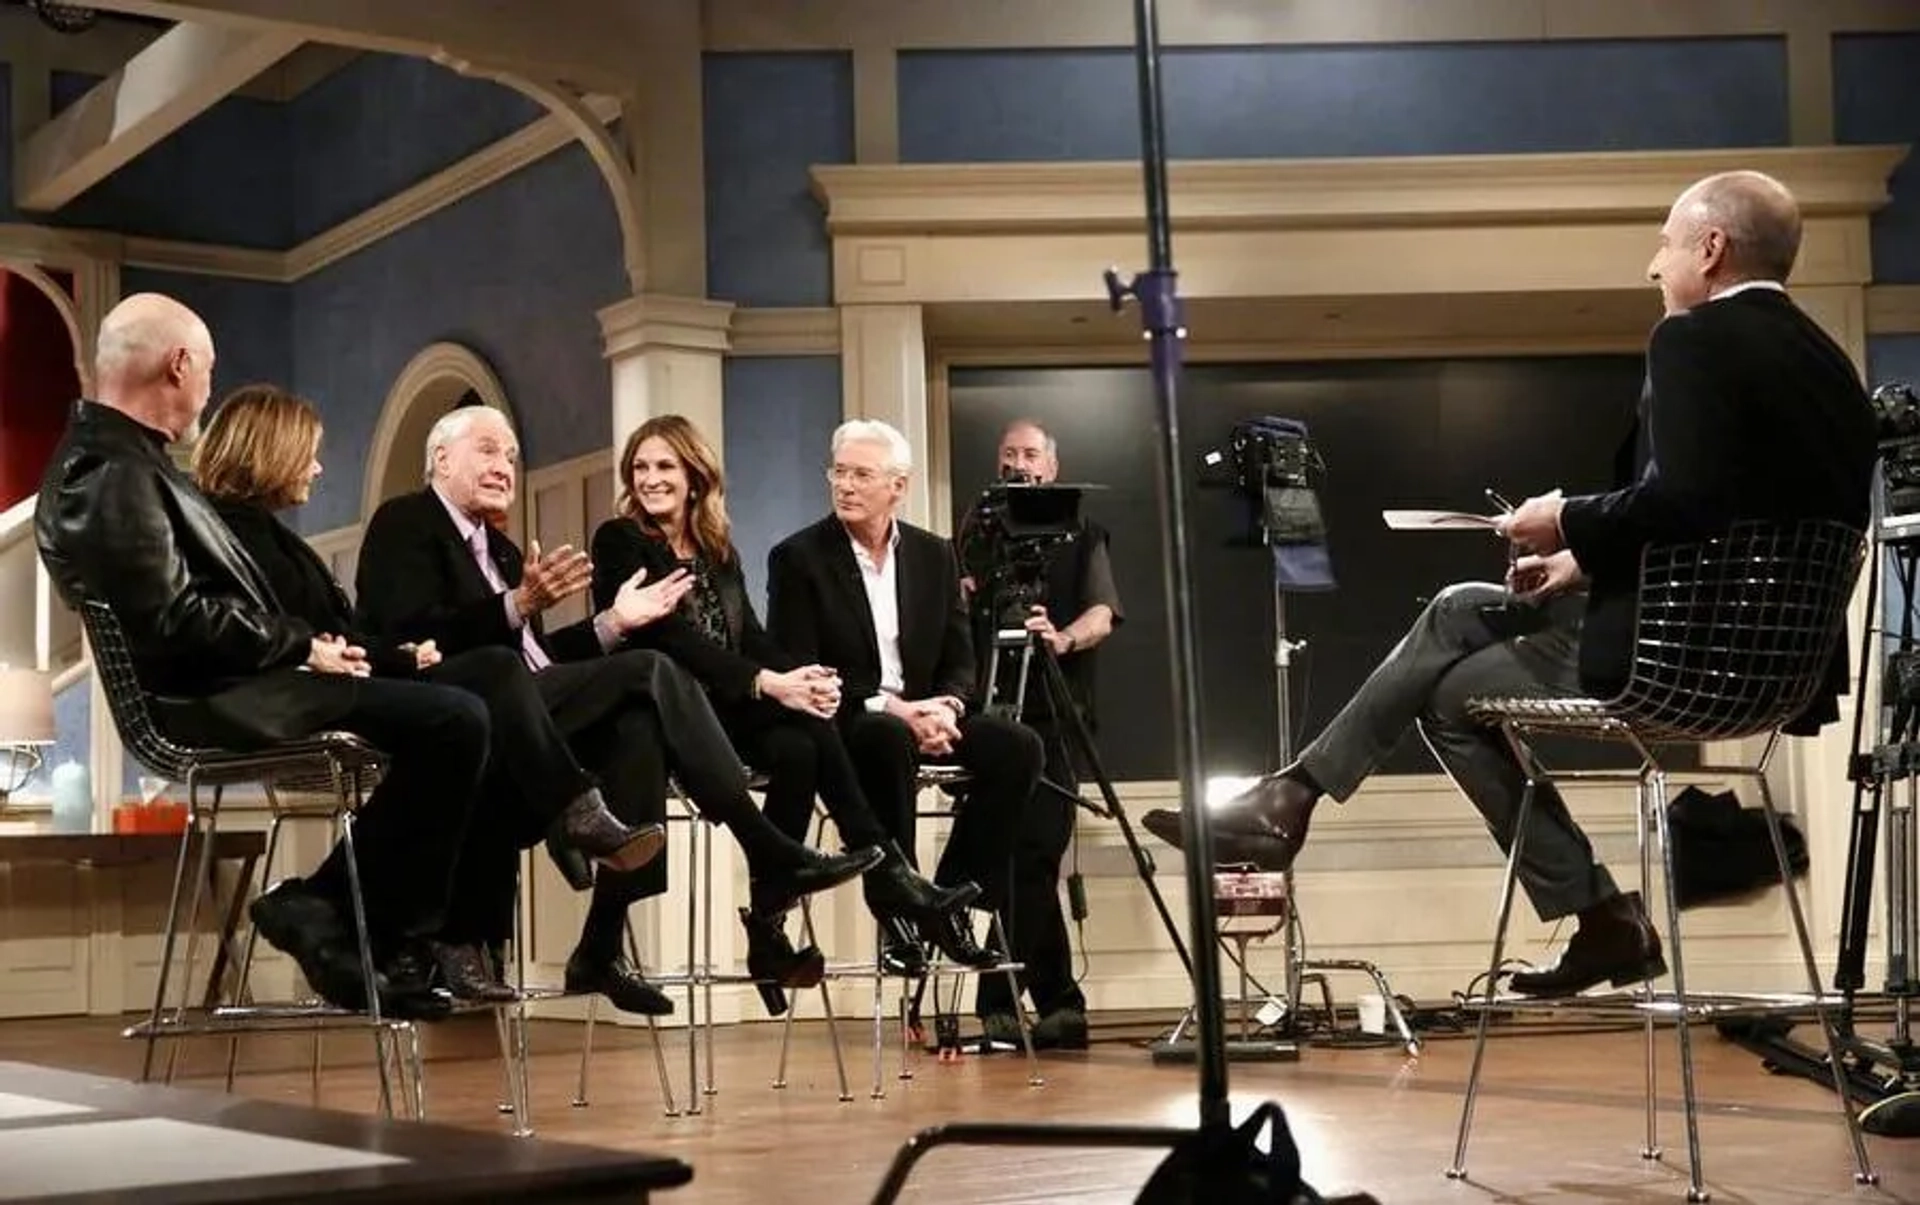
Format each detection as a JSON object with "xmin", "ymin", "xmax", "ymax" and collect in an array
[{"xmin": 1, "ymin": 1010, "xmax": 1915, "ymax": 1204}]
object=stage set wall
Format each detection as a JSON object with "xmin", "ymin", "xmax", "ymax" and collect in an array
[{"xmin": 0, "ymin": 3, "xmax": 1917, "ymax": 1024}]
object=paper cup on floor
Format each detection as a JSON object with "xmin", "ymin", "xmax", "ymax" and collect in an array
[{"xmin": 1357, "ymin": 992, "xmax": 1387, "ymax": 1035}]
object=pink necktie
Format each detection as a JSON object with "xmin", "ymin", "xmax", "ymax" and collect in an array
[{"xmin": 469, "ymin": 526, "xmax": 550, "ymax": 672}]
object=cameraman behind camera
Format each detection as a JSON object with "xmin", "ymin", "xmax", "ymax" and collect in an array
[{"xmin": 957, "ymin": 419, "xmax": 1124, "ymax": 1049}]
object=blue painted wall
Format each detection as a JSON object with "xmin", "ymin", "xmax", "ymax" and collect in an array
[
  {"xmin": 1835, "ymin": 33, "xmax": 1920, "ymax": 284},
  {"xmin": 288, "ymin": 54, "xmax": 545, "ymax": 242},
  {"xmin": 703, "ymin": 52, "xmax": 855, "ymax": 308},
  {"xmin": 289, "ymin": 143, "xmax": 627, "ymax": 533},
  {"xmin": 1872, "ymin": 336, "xmax": 1920, "ymax": 392},
  {"xmin": 899, "ymin": 40, "xmax": 1790, "ymax": 163},
  {"xmin": 117, "ymin": 268, "xmax": 293, "ymax": 408},
  {"xmin": 722, "ymin": 356, "xmax": 843, "ymax": 609}
]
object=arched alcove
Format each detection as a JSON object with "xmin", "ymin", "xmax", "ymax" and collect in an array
[
  {"xmin": 362, "ymin": 342, "xmax": 524, "ymax": 542},
  {"xmin": 0, "ymin": 264, "xmax": 88, "ymax": 513}
]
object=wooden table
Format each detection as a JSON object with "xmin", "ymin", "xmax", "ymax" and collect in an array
[
  {"xmin": 0, "ymin": 831, "xmax": 267, "ymax": 1008},
  {"xmin": 0, "ymin": 1061, "xmax": 692, "ymax": 1203}
]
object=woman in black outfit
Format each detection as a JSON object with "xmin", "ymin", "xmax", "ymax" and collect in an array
[
  {"xmin": 591, "ymin": 415, "xmax": 980, "ymax": 996},
  {"xmin": 191, "ymin": 384, "xmax": 664, "ymax": 1006}
]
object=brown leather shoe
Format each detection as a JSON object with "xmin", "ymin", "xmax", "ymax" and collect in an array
[
  {"xmin": 1141, "ymin": 771, "xmax": 1319, "ymax": 871},
  {"xmin": 1509, "ymin": 890, "xmax": 1666, "ymax": 997}
]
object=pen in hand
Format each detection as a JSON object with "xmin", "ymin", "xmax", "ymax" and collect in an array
[{"xmin": 1485, "ymin": 488, "xmax": 1516, "ymax": 514}]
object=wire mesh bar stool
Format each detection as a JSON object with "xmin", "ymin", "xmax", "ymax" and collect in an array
[
  {"xmin": 1445, "ymin": 520, "xmax": 1877, "ymax": 1201},
  {"xmin": 82, "ymin": 600, "xmax": 417, "ymax": 1119}
]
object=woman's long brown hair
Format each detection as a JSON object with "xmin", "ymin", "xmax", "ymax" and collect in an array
[{"xmin": 615, "ymin": 414, "xmax": 733, "ymax": 563}]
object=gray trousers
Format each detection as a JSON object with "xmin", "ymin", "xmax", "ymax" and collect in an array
[{"xmin": 1298, "ymin": 581, "xmax": 1619, "ymax": 921}]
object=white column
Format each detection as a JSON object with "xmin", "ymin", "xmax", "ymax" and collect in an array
[
  {"xmin": 598, "ymin": 293, "xmax": 735, "ymax": 458},
  {"xmin": 839, "ymin": 303, "xmax": 934, "ymax": 528}
]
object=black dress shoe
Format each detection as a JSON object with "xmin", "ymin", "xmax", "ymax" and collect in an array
[
  {"xmin": 877, "ymin": 916, "xmax": 929, "ymax": 977},
  {"xmin": 549, "ymin": 789, "xmax": 667, "ymax": 883},
  {"xmin": 248, "ymin": 879, "xmax": 382, "ymax": 1012},
  {"xmin": 430, "ymin": 941, "xmax": 519, "ymax": 1003},
  {"xmin": 863, "ymin": 841, "xmax": 981, "ymax": 921},
  {"xmin": 749, "ymin": 844, "xmax": 885, "ymax": 916},
  {"xmin": 1509, "ymin": 890, "xmax": 1667, "ymax": 997},
  {"xmin": 921, "ymin": 907, "xmax": 1000, "ymax": 969},
  {"xmin": 1142, "ymin": 770, "xmax": 1319, "ymax": 871},
  {"xmin": 564, "ymin": 951, "xmax": 674, "ymax": 1016},
  {"xmin": 1031, "ymin": 1006, "xmax": 1089, "ymax": 1050}
]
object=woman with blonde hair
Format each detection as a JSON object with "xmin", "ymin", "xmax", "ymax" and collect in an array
[
  {"xmin": 592, "ymin": 414, "xmax": 980, "ymax": 1009},
  {"xmin": 195, "ymin": 385, "xmax": 665, "ymax": 1006}
]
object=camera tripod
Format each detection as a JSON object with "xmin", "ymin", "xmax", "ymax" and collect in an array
[
  {"xmin": 977, "ymin": 611, "xmax": 1199, "ymax": 990},
  {"xmin": 1721, "ymin": 500, "xmax": 1920, "ymax": 1136}
]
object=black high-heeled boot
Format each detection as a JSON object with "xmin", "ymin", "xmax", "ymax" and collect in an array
[
  {"xmin": 863, "ymin": 840, "xmax": 980, "ymax": 921},
  {"xmin": 739, "ymin": 908, "xmax": 824, "ymax": 1016}
]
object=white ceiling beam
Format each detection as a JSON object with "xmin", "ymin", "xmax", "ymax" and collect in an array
[
  {"xmin": 16, "ymin": 21, "xmax": 302, "ymax": 212},
  {"xmin": 82, "ymin": 0, "xmax": 649, "ymax": 92}
]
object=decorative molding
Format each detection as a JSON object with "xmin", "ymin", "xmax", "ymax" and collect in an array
[
  {"xmin": 598, "ymin": 293, "xmax": 736, "ymax": 360},
  {"xmin": 1868, "ymin": 284, "xmax": 1920, "ymax": 337},
  {"xmin": 814, "ymin": 146, "xmax": 1909, "ymax": 305},
  {"xmin": 814, "ymin": 146, "xmax": 1909, "ymax": 237},
  {"xmin": 728, "ymin": 306, "xmax": 842, "ymax": 356},
  {"xmin": 119, "ymin": 236, "xmax": 286, "ymax": 282},
  {"xmin": 704, "ymin": 0, "xmax": 1920, "ymax": 49},
  {"xmin": 286, "ymin": 93, "xmax": 621, "ymax": 281}
]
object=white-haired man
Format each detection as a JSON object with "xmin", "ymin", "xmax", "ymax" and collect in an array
[
  {"xmin": 354, "ymin": 405, "xmax": 879, "ymax": 1014},
  {"xmin": 766, "ymin": 419, "xmax": 1045, "ymax": 973}
]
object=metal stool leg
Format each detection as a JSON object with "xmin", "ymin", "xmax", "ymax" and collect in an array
[
  {"xmin": 1448, "ymin": 766, "xmax": 1536, "ymax": 1181},
  {"xmin": 1755, "ymin": 774, "xmax": 1878, "ymax": 1185},
  {"xmin": 1647, "ymin": 767, "xmax": 1707, "ymax": 1202},
  {"xmin": 1635, "ymin": 770, "xmax": 1662, "ymax": 1163},
  {"xmin": 141, "ymin": 782, "xmax": 203, "ymax": 1082},
  {"xmin": 224, "ymin": 813, "xmax": 288, "ymax": 1093},
  {"xmin": 165, "ymin": 783, "xmax": 228, "ymax": 1085},
  {"xmin": 336, "ymin": 811, "xmax": 395, "ymax": 1119}
]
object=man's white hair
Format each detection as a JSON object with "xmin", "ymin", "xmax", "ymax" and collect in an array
[
  {"xmin": 424, "ymin": 404, "xmax": 512, "ymax": 481},
  {"xmin": 831, "ymin": 419, "xmax": 912, "ymax": 474}
]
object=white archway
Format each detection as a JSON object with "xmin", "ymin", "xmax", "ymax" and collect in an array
[
  {"xmin": 362, "ymin": 342, "xmax": 523, "ymax": 537},
  {"xmin": 0, "ymin": 260, "xmax": 91, "ymax": 396}
]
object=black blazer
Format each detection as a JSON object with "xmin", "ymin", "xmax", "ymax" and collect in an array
[
  {"xmin": 589, "ymin": 519, "xmax": 793, "ymax": 704},
  {"xmin": 1560, "ymin": 289, "xmax": 1876, "ymax": 728},
  {"xmin": 353, "ymin": 488, "xmax": 601, "ymax": 663},
  {"xmin": 765, "ymin": 514, "xmax": 974, "ymax": 721},
  {"xmin": 212, "ymin": 500, "xmax": 417, "ymax": 679},
  {"xmin": 34, "ymin": 401, "xmax": 344, "ymax": 746}
]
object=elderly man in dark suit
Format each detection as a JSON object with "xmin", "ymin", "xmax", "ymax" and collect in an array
[
  {"xmin": 1145, "ymin": 169, "xmax": 1878, "ymax": 997},
  {"xmin": 766, "ymin": 419, "xmax": 1045, "ymax": 973},
  {"xmin": 354, "ymin": 405, "xmax": 878, "ymax": 1015},
  {"xmin": 34, "ymin": 293, "xmax": 508, "ymax": 1020}
]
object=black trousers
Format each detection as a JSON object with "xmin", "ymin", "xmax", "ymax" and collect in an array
[
  {"xmin": 535, "ymin": 650, "xmax": 787, "ymax": 928},
  {"xmin": 170, "ymin": 669, "xmax": 491, "ymax": 955},
  {"xmin": 426, "ymin": 647, "xmax": 598, "ymax": 944},
  {"xmin": 722, "ymin": 699, "xmax": 889, "ymax": 852},
  {"xmin": 976, "ymin": 716, "xmax": 1086, "ymax": 1017},
  {"xmin": 840, "ymin": 711, "xmax": 1042, "ymax": 911}
]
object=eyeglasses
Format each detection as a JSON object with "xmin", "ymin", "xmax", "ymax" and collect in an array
[{"xmin": 826, "ymin": 464, "xmax": 891, "ymax": 487}]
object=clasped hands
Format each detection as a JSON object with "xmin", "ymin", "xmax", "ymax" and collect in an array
[
  {"xmin": 307, "ymin": 634, "xmax": 441, "ymax": 677},
  {"xmin": 755, "ymin": 665, "xmax": 843, "ymax": 720},
  {"xmin": 514, "ymin": 540, "xmax": 693, "ymax": 634},
  {"xmin": 1493, "ymin": 488, "xmax": 1586, "ymax": 602},
  {"xmin": 885, "ymin": 694, "xmax": 965, "ymax": 756}
]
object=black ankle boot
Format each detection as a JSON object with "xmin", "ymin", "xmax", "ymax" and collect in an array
[
  {"xmin": 863, "ymin": 841, "xmax": 980, "ymax": 920},
  {"xmin": 739, "ymin": 907, "xmax": 824, "ymax": 1005}
]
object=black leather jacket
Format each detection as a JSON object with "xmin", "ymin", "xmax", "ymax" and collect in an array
[{"xmin": 35, "ymin": 400, "xmax": 313, "ymax": 699}]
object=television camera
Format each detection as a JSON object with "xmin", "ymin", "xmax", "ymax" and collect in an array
[{"xmin": 959, "ymin": 473, "xmax": 1088, "ymax": 626}]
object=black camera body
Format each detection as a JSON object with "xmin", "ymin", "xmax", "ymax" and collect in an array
[
  {"xmin": 961, "ymin": 477, "xmax": 1085, "ymax": 624},
  {"xmin": 1873, "ymin": 382, "xmax": 1920, "ymax": 516}
]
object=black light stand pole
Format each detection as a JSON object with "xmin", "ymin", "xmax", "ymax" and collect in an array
[{"xmin": 1103, "ymin": 0, "xmax": 1231, "ymax": 1130}]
